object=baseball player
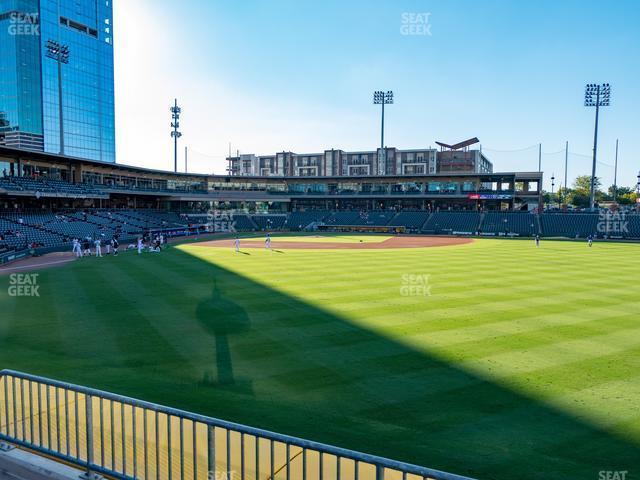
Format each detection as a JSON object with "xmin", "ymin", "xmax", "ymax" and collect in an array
[
  {"xmin": 94, "ymin": 238, "xmax": 102, "ymax": 257},
  {"xmin": 72, "ymin": 238, "xmax": 82, "ymax": 258}
]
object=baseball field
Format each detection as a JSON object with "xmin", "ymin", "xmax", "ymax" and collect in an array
[{"xmin": 1, "ymin": 234, "xmax": 639, "ymax": 479}]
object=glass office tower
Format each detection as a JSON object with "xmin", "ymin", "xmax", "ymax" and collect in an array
[{"xmin": 0, "ymin": 0, "xmax": 115, "ymax": 162}]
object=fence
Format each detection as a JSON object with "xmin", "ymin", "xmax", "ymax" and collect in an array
[{"xmin": 0, "ymin": 370, "xmax": 473, "ymax": 480}]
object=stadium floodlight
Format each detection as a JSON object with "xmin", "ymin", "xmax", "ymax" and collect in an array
[
  {"xmin": 373, "ymin": 90, "xmax": 394, "ymax": 175},
  {"xmin": 170, "ymin": 99, "xmax": 182, "ymax": 173},
  {"xmin": 45, "ymin": 40, "xmax": 70, "ymax": 155},
  {"xmin": 584, "ymin": 83, "xmax": 611, "ymax": 210}
]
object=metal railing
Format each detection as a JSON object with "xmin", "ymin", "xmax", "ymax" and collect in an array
[{"xmin": 0, "ymin": 370, "xmax": 474, "ymax": 480}]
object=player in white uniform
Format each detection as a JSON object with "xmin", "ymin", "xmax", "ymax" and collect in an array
[
  {"xmin": 72, "ymin": 238, "xmax": 82, "ymax": 258},
  {"xmin": 234, "ymin": 237, "xmax": 240, "ymax": 252},
  {"xmin": 265, "ymin": 233, "xmax": 271, "ymax": 250},
  {"xmin": 94, "ymin": 238, "xmax": 102, "ymax": 257},
  {"xmin": 137, "ymin": 237, "xmax": 143, "ymax": 255}
]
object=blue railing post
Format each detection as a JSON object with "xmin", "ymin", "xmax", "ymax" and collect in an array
[
  {"xmin": 80, "ymin": 393, "xmax": 101, "ymax": 479},
  {"xmin": 207, "ymin": 425, "xmax": 215, "ymax": 479}
]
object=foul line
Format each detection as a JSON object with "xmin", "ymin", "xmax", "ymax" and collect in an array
[{"xmin": 0, "ymin": 258, "xmax": 74, "ymax": 273}]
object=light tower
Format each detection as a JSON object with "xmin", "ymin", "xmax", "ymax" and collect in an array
[
  {"xmin": 170, "ymin": 99, "xmax": 182, "ymax": 173},
  {"xmin": 584, "ymin": 83, "xmax": 611, "ymax": 210},
  {"xmin": 45, "ymin": 40, "xmax": 70, "ymax": 155},
  {"xmin": 373, "ymin": 90, "xmax": 393, "ymax": 175}
]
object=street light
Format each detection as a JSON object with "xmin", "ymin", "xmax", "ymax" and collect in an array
[
  {"xmin": 170, "ymin": 99, "xmax": 182, "ymax": 173},
  {"xmin": 584, "ymin": 83, "xmax": 611, "ymax": 210},
  {"xmin": 373, "ymin": 90, "xmax": 393, "ymax": 175},
  {"xmin": 551, "ymin": 174, "xmax": 555, "ymax": 209},
  {"xmin": 45, "ymin": 40, "xmax": 70, "ymax": 155}
]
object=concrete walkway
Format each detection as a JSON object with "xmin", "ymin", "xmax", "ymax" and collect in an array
[{"xmin": 0, "ymin": 446, "xmax": 93, "ymax": 480}]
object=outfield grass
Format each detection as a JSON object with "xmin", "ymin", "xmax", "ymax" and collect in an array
[{"xmin": 1, "ymin": 238, "xmax": 639, "ymax": 479}]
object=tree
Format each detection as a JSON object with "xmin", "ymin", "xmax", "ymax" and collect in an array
[
  {"xmin": 566, "ymin": 190, "xmax": 590, "ymax": 208},
  {"xmin": 608, "ymin": 185, "xmax": 633, "ymax": 197},
  {"xmin": 618, "ymin": 190, "xmax": 638, "ymax": 206},
  {"xmin": 573, "ymin": 175, "xmax": 602, "ymax": 195}
]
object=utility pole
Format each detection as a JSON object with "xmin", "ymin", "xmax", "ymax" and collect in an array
[
  {"xmin": 373, "ymin": 91, "xmax": 394, "ymax": 175},
  {"xmin": 613, "ymin": 139, "xmax": 619, "ymax": 203},
  {"xmin": 538, "ymin": 143, "xmax": 542, "ymax": 172},
  {"xmin": 45, "ymin": 40, "xmax": 70, "ymax": 155},
  {"xmin": 170, "ymin": 99, "xmax": 182, "ymax": 173},
  {"xmin": 185, "ymin": 146, "xmax": 188, "ymax": 173},
  {"xmin": 564, "ymin": 141, "xmax": 568, "ymax": 191},
  {"xmin": 584, "ymin": 83, "xmax": 611, "ymax": 210},
  {"xmin": 563, "ymin": 141, "xmax": 568, "ymax": 205}
]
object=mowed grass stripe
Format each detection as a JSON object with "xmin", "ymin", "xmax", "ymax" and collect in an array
[{"xmin": 1, "ymin": 238, "xmax": 639, "ymax": 480}]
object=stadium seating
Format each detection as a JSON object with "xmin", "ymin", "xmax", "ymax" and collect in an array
[
  {"xmin": 2, "ymin": 206, "xmax": 639, "ymax": 255},
  {"xmin": 0, "ymin": 176, "xmax": 104, "ymax": 196},
  {"xmin": 230, "ymin": 215, "xmax": 258, "ymax": 231},
  {"xmin": 626, "ymin": 214, "xmax": 640, "ymax": 238},
  {"xmin": 286, "ymin": 211, "xmax": 330, "ymax": 230},
  {"xmin": 481, "ymin": 212, "xmax": 538, "ymax": 236},
  {"xmin": 252, "ymin": 214, "xmax": 287, "ymax": 230},
  {"xmin": 422, "ymin": 212, "xmax": 481, "ymax": 234},
  {"xmin": 357, "ymin": 210, "xmax": 398, "ymax": 226},
  {"xmin": 539, "ymin": 213, "xmax": 599, "ymax": 238},
  {"xmin": 0, "ymin": 214, "xmax": 65, "ymax": 249},
  {"xmin": 0, "ymin": 177, "xmax": 22, "ymax": 191},
  {"xmin": 323, "ymin": 211, "xmax": 363, "ymax": 225},
  {"xmin": 389, "ymin": 211, "xmax": 431, "ymax": 230}
]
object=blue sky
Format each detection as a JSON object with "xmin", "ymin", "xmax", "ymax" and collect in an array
[{"xmin": 114, "ymin": 0, "xmax": 640, "ymax": 190}]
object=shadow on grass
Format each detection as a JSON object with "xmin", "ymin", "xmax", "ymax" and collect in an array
[
  {"xmin": 196, "ymin": 277, "xmax": 253, "ymax": 394},
  {"xmin": 168, "ymin": 249, "xmax": 640, "ymax": 480},
  {"xmin": 3, "ymin": 246, "xmax": 637, "ymax": 480}
]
